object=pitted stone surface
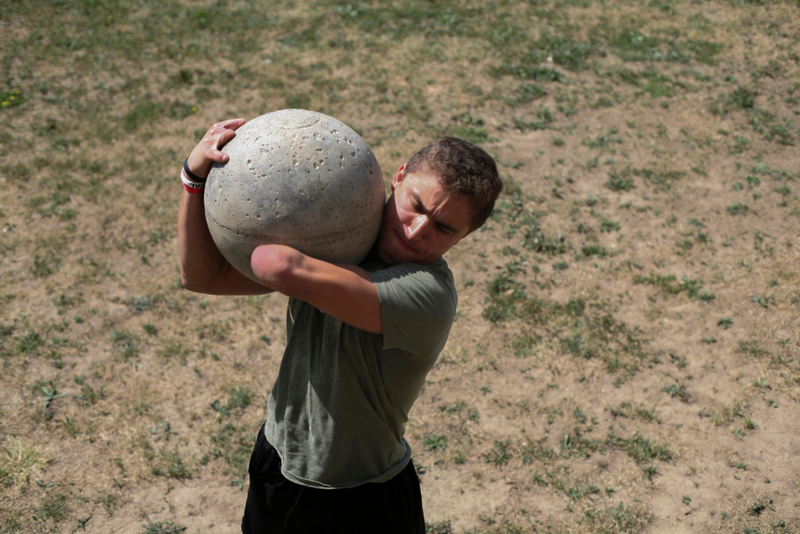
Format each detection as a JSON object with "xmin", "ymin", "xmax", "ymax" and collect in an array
[{"xmin": 205, "ymin": 109, "xmax": 385, "ymax": 283}]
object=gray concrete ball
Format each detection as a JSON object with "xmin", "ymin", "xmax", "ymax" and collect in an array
[{"xmin": 204, "ymin": 109, "xmax": 385, "ymax": 284}]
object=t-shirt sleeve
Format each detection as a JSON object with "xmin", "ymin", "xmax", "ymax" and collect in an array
[{"xmin": 369, "ymin": 261, "xmax": 458, "ymax": 356}]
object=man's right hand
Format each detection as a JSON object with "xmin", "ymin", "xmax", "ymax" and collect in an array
[{"xmin": 186, "ymin": 118, "xmax": 246, "ymax": 179}]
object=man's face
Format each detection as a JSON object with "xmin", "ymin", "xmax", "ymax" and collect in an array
[{"xmin": 376, "ymin": 164, "xmax": 473, "ymax": 265}]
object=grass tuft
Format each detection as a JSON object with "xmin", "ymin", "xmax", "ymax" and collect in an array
[
  {"xmin": 141, "ymin": 520, "xmax": 187, "ymax": 534},
  {"xmin": 0, "ymin": 440, "xmax": 51, "ymax": 494},
  {"xmin": 581, "ymin": 501, "xmax": 652, "ymax": 533}
]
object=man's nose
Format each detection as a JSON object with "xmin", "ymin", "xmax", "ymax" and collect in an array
[{"xmin": 407, "ymin": 214, "xmax": 429, "ymax": 239}]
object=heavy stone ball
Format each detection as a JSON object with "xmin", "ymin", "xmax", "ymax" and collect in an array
[{"xmin": 204, "ymin": 109, "xmax": 385, "ymax": 283}]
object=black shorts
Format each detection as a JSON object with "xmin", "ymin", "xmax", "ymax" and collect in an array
[{"xmin": 241, "ymin": 424, "xmax": 425, "ymax": 534}]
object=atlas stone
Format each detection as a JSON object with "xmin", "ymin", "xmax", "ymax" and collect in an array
[{"xmin": 205, "ymin": 109, "xmax": 385, "ymax": 283}]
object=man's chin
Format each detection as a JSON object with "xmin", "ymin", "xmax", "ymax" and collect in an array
[{"xmin": 379, "ymin": 244, "xmax": 416, "ymax": 265}]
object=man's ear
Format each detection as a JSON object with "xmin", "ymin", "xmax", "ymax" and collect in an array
[{"xmin": 391, "ymin": 163, "xmax": 407, "ymax": 192}]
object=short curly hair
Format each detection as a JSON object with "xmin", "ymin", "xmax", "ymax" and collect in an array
[{"xmin": 405, "ymin": 137, "xmax": 502, "ymax": 232}]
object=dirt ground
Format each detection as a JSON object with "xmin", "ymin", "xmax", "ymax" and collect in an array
[{"xmin": 1, "ymin": 1, "xmax": 799, "ymax": 533}]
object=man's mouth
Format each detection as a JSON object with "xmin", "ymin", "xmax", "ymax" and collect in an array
[{"xmin": 395, "ymin": 231, "xmax": 417, "ymax": 254}]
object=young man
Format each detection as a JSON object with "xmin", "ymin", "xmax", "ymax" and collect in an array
[{"xmin": 178, "ymin": 117, "xmax": 501, "ymax": 533}]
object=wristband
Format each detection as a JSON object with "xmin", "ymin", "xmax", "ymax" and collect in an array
[
  {"xmin": 181, "ymin": 168, "xmax": 205, "ymax": 194},
  {"xmin": 183, "ymin": 158, "xmax": 206, "ymax": 183}
]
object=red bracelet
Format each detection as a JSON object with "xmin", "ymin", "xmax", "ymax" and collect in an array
[
  {"xmin": 181, "ymin": 168, "xmax": 205, "ymax": 194},
  {"xmin": 184, "ymin": 183, "xmax": 204, "ymax": 194}
]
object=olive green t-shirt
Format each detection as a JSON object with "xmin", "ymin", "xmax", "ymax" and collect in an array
[{"xmin": 264, "ymin": 257, "xmax": 457, "ymax": 489}]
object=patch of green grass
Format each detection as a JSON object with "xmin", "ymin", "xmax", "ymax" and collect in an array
[
  {"xmin": 562, "ymin": 299, "xmax": 586, "ymax": 318},
  {"xmin": 504, "ymin": 82, "xmax": 546, "ymax": 107},
  {"xmin": 662, "ymin": 382, "xmax": 691, "ymax": 402},
  {"xmin": 34, "ymin": 493, "xmax": 69, "ymax": 523},
  {"xmin": 580, "ymin": 242, "xmax": 608, "ymax": 258},
  {"xmin": 586, "ymin": 128, "xmax": 622, "ymax": 149},
  {"xmin": 736, "ymin": 340, "xmax": 770, "ymax": 359},
  {"xmin": 686, "ymin": 39, "xmax": 723, "ymax": 66},
  {"xmin": 151, "ymin": 447, "xmax": 192, "ymax": 480},
  {"xmin": 438, "ymin": 400, "xmax": 467, "ymax": 415},
  {"xmin": 644, "ymin": 78, "xmax": 675, "ymax": 98},
  {"xmin": 607, "ymin": 433, "xmax": 672, "ymax": 463},
  {"xmin": 750, "ymin": 497, "xmax": 775, "ymax": 516},
  {"xmin": 26, "ymin": 192, "xmax": 73, "ymax": 219},
  {"xmin": 73, "ymin": 375, "xmax": 105, "ymax": 406},
  {"xmin": 422, "ymin": 433, "xmax": 448, "ymax": 452},
  {"xmin": 633, "ymin": 273, "xmax": 710, "ymax": 301},
  {"xmin": 482, "ymin": 272, "xmax": 528, "ymax": 324},
  {"xmin": 534, "ymin": 33, "xmax": 598, "ymax": 71},
  {"xmin": 210, "ymin": 386, "xmax": 252, "ymax": 418},
  {"xmin": 489, "ymin": 63, "xmax": 567, "ymax": 82},
  {"xmin": 129, "ymin": 296, "xmax": 153, "ymax": 312},
  {"xmin": 608, "ymin": 28, "xmax": 660, "ymax": 62},
  {"xmin": 483, "ymin": 439, "xmax": 513, "ymax": 467},
  {"xmin": 581, "ymin": 501, "xmax": 652, "ymax": 533},
  {"xmin": 142, "ymin": 323, "xmax": 158, "ymax": 336},
  {"xmin": 560, "ymin": 431, "xmax": 601, "ymax": 459},
  {"xmin": 609, "ymin": 403, "xmax": 660, "ymax": 423},
  {"xmin": 0, "ymin": 89, "xmax": 24, "ymax": 110},
  {"xmin": 111, "ymin": 330, "xmax": 138, "ymax": 361},
  {"xmin": 604, "ymin": 169, "xmax": 635, "ymax": 192},
  {"xmin": 31, "ymin": 252, "xmax": 60, "ymax": 278},
  {"xmin": 141, "ymin": 520, "xmax": 187, "ymax": 534},
  {"xmin": 592, "ymin": 95, "xmax": 616, "ymax": 108},
  {"xmin": 774, "ymin": 184, "xmax": 791, "ymax": 197},
  {"xmin": 561, "ymin": 334, "xmax": 593, "ymax": 359},
  {"xmin": 123, "ymin": 98, "xmax": 196, "ymax": 131},
  {"xmin": 523, "ymin": 222, "xmax": 566, "ymax": 255},
  {"xmin": 451, "ymin": 124, "xmax": 489, "ymax": 144},
  {"xmin": 607, "ymin": 27, "xmax": 691, "ymax": 63},
  {"xmin": 519, "ymin": 438, "xmax": 554, "ymax": 463},
  {"xmin": 209, "ymin": 423, "xmax": 255, "ymax": 478},
  {"xmin": 512, "ymin": 105, "xmax": 554, "ymax": 131},
  {"xmin": 599, "ymin": 217, "xmax": 620, "ymax": 232},
  {"xmin": 726, "ymin": 202, "xmax": 749, "ymax": 215},
  {"xmin": 332, "ymin": 1, "xmax": 483, "ymax": 40},
  {"xmin": 16, "ymin": 331, "xmax": 45, "ymax": 356},
  {"xmin": 748, "ymin": 109, "xmax": 795, "ymax": 145},
  {"xmin": 632, "ymin": 168, "xmax": 685, "ymax": 192},
  {"xmin": 98, "ymin": 492, "xmax": 119, "ymax": 516},
  {"xmin": 425, "ymin": 520, "xmax": 453, "ymax": 534},
  {"xmin": 567, "ymin": 483, "xmax": 601, "ymax": 500},
  {"xmin": 729, "ymin": 136, "xmax": 750, "ymax": 153},
  {"xmin": 2, "ymin": 162, "xmax": 31, "ymax": 183},
  {"xmin": 156, "ymin": 342, "xmax": 189, "ymax": 363},
  {"xmin": 0, "ymin": 440, "xmax": 51, "ymax": 493}
]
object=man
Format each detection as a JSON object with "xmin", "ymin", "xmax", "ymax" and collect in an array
[{"xmin": 178, "ymin": 117, "xmax": 501, "ymax": 533}]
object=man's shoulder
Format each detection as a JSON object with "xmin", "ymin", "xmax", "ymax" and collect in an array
[
  {"xmin": 364, "ymin": 257, "xmax": 454, "ymax": 294},
  {"xmin": 362, "ymin": 256, "xmax": 452, "ymax": 278},
  {"xmin": 367, "ymin": 257, "xmax": 456, "ymax": 313}
]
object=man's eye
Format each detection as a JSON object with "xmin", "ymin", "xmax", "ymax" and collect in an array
[{"xmin": 438, "ymin": 224, "xmax": 454, "ymax": 234}]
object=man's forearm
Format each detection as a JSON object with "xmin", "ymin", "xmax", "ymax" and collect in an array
[
  {"xmin": 178, "ymin": 189, "xmax": 229, "ymax": 290},
  {"xmin": 251, "ymin": 244, "xmax": 382, "ymax": 333}
]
